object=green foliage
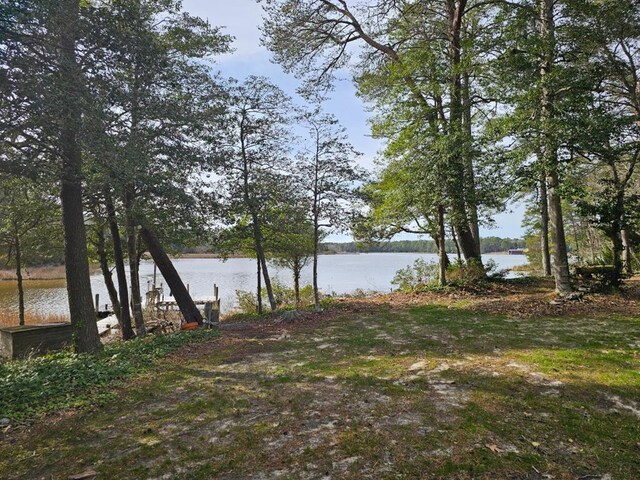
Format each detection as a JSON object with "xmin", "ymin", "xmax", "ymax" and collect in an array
[
  {"xmin": 235, "ymin": 289, "xmax": 259, "ymax": 315},
  {"xmin": 0, "ymin": 175, "xmax": 63, "ymax": 267},
  {"xmin": 234, "ymin": 280, "xmax": 316, "ymax": 314},
  {"xmin": 393, "ymin": 258, "xmax": 506, "ymax": 292},
  {"xmin": 0, "ymin": 330, "xmax": 218, "ymax": 420},
  {"xmin": 391, "ymin": 259, "xmax": 439, "ymax": 292},
  {"xmin": 447, "ymin": 259, "xmax": 506, "ymax": 287},
  {"xmin": 270, "ymin": 279, "xmax": 314, "ymax": 309}
]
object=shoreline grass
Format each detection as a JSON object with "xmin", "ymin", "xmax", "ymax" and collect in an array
[{"xmin": 0, "ymin": 265, "xmax": 67, "ymax": 281}]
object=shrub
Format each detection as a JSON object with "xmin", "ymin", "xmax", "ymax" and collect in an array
[
  {"xmin": 446, "ymin": 258, "xmax": 507, "ymax": 286},
  {"xmin": 235, "ymin": 289, "xmax": 258, "ymax": 314},
  {"xmin": 234, "ymin": 280, "xmax": 317, "ymax": 314},
  {"xmin": 392, "ymin": 258, "xmax": 439, "ymax": 292}
]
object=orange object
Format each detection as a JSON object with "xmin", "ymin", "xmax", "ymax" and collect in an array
[{"xmin": 181, "ymin": 322, "xmax": 199, "ymax": 331}]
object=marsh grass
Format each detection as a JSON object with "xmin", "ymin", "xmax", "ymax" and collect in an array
[
  {"xmin": 0, "ymin": 265, "xmax": 66, "ymax": 281},
  {"xmin": 0, "ymin": 311, "xmax": 68, "ymax": 328}
]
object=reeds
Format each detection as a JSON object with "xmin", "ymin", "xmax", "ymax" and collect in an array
[
  {"xmin": 0, "ymin": 311, "xmax": 69, "ymax": 328},
  {"xmin": 0, "ymin": 265, "xmax": 66, "ymax": 281}
]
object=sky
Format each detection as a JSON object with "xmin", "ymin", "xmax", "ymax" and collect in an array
[{"xmin": 181, "ymin": 0, "xmax": 526, "ymax": 240}]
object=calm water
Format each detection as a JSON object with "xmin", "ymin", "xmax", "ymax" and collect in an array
[{"xmin": 0, "ymin": 253, "xmax": 528, "ymax": 320}]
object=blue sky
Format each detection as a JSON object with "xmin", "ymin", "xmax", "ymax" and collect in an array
[{"xmin": 182, "ymin": 0, "xmax": 526, "ymax": 240}]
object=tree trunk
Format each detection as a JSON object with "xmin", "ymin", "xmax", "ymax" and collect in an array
[
  {"xmin": 139, "ymin": 224, "xmax": 203, "ymax": 325},
  {"xmin": 540, "ymin": 178, "xmax": 552, "ymax": 276},
  {"xmin": 546, "ymin": 171, "xmax": 572, "ymax": 293},
  {"xmin": 540, "ymin": 0, "xmax": 571, "ymax": 294},
  {"xmin": 252, "ymin": 217, "xmax": 277, "ymax": 312},
  {"xmin": 450, "ymin": 224, "xmax": 462, "ymax": 263},
  {"xmin": 58, "ymin": 0, "xmax": 101, "ymax": 352},
  {"xmin": 621, "ymin": 229, "xmax": 633, "ymax": 274},
  {"xmin": 462, "ymin": 69, "xmax": 482, "ymax": 258},
  {"xmin": 293, "ymin": 260, "xmax": 301, "ymax": 309},
  {"xmin": 447, "ymin": 0, "xmax": 483, "ymax": 267},
  {"xmin": 257, "ymin": 255, "xmax": 262, "ymax": 315},
  {"xmin": 95, "ymin": 225, "xmax": 122, "ymax": 324},
  {"xmin": 437, "ymin": 205, "xmax": 448, "ymax": 286},
  {"xmin": 610, "ymin": 225, "xmax": 623, "ymax": 288},
  {"xmin": 312, "ymin": 225, "xmax": 321, "ymax": 312},
  {"xmin": 14, "ymin": 233, "xmax": 24, "ymax": 326},
  {"xmin": 105, "ymin": 194, "xmax": 135, "ymax": 340},
  {"xmin": 124, "ymin": 193, "xmax": 145, "ymax": 335}
]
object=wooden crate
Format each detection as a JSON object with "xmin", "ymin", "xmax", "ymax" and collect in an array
[{"xmin": 0, "ymin": 323, "xmax": 73, "ymax": 360}]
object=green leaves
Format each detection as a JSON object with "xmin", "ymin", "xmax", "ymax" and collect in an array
[{"xmin": 0, "ymin": 329, "xmax": 218, "ymax": 420}]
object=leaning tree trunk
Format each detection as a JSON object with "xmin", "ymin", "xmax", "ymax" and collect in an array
[
  {"xmin": 258, "ymin": 250, "xmax": 276, "ymax": 312},
  {"xmin": 540, "ymin": 0, "xmax": 571, "ymax": 294},
  {"xmin": 124, "ymin": 194, "xmax": 146, "ymax": 335},
  {"xmin": 139, "ymin": 224, "xmax": 203, "ymax": 325},
  {"xmin": 14, "ymin": 232, "xmax": 25, "ymax": 326},
  {"xmin": 252, "ymin": 216, "xmax": 277, "ymax": 313},
  {"xmin": 450, "ymin": 225, "xmax": 462, "ymax": 263},
  {"xmin": 95, "ymin": 225, "xmax": 122, "ymax": 324},
  {"xmin": 257, "ymin": 256, "xmax": 263, "ymax": 315},
  {"xmin": 540, "ymin": 178, "xmax": 552, "ymax": 276},
  {"xmin": 105, "ymin": 194, "xmax": 135, "ymax": 340},
  {"xmin": 58, "ymin": 0, "xmax": 101, "ymax": 352}
]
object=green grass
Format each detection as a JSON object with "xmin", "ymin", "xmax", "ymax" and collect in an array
[{"xmin": 1, "ymin": 301, "xmax": 639, "ymax": 479}]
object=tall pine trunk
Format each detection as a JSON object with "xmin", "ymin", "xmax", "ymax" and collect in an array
[
  {"xmin": 540, "ymin": 178, "xmax": 552, "ymax": 276},
  {"xmin": 139, "ymin": 224, "xmax": 203, "ymax": 325},
  {"xmin": 540, "ymin": 0, "xmax": 571, "ymax": 293},
  {"xmin": 58, "ymin": 0, "xmax": 101, "ymax": 352},
  {"xmin": 105, "ymin": 194, "xmax": 135, "ymax": 340}
]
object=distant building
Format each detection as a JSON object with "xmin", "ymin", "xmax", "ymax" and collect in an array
[{"xmin": 508, "ymin": 249, "xmax": 525, "ymax": 255}]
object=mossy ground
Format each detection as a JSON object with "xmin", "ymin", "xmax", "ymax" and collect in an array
[{"xmin": 1, "ymin": 286, "xmax": 639, "ymax": 479}]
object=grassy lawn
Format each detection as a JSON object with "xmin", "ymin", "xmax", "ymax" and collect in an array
[{"xmin": 0, "ymin": 296, "xmax": 638, "ymax": 479}]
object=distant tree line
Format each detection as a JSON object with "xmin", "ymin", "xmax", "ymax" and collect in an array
[{"xmin": 321, "ymin": 238, "xmax": 524, "ymax": 255}]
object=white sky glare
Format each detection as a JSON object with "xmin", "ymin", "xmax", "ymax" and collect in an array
[{"xmin": 181, "ymin": 0, "xmax": 526, "ymax": 239}]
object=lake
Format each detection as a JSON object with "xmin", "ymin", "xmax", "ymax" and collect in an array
[{"xmin": 0, "ymin": 253, "xmax": 528, "ymax": 322}]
